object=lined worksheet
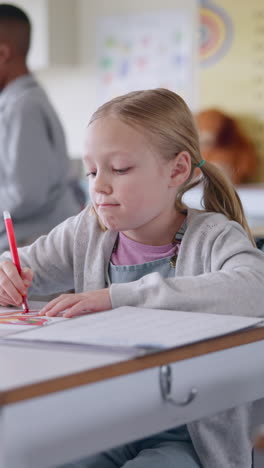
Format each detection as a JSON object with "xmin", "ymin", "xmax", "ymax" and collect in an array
[{"xmin": 3, "ymin": 306, "xmax": 263, "ymax": 352}]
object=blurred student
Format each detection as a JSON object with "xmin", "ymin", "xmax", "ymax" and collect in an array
[{"xmin": 0, "ymin": 3, "xmax": 81, "ymax": 252}]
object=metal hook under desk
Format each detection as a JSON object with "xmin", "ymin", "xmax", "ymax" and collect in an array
[{"xmin": 159, "ymin": 365, "xmax": 197, "ymax": 407}]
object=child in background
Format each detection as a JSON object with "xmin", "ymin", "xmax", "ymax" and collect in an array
[
  {"xmin": 0, "ymin": 4, "xmax": 81, "ymax": 252},
  {"xmin": 0, "ymin": 89, "xmax": 264, "ymax": 468}
]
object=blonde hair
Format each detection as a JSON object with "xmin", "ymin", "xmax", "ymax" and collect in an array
[{"xmin": 89, "ymin": 88, "xmax": 254, "ymax": 244}]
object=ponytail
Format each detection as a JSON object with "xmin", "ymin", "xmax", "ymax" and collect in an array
[{"xmin": 176, "ymin": 161, "xmax": 255, "ymax": 246}]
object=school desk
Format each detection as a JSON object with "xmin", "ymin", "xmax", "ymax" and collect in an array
[{"xmin": 1, "ymin": 327, "xmax": 264, "ymax": 468}]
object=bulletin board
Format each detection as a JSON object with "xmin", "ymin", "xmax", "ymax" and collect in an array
[{"xmin": 96, "ymin": 7, "xmax": 198, "ymax": 109}]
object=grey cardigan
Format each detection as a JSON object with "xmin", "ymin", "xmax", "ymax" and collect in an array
[{"xmin": 1, "ymin": 206, "xmax": 264, "ymax": 468}]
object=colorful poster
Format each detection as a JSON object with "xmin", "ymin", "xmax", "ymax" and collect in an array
[
  {"xmin": 96, "ymin": 9, "xmax": 197, "ymax": 108},
  {"xmin": 199, "ymin": 0, "xmax": 233, "ymax": 67}
]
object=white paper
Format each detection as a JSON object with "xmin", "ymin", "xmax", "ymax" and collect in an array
[{"xmin": 4, "ymin": 306, "xmax": 263, "ymax": 351}]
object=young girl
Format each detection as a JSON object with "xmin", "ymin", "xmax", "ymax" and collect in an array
[{"xmin": 0, "ymin": 89, "xmax": 263, "ymax": 468}]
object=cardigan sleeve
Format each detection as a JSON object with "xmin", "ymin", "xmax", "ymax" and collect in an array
[{"xmin": 110, "ymin": 223, "xmax": 264, "ymax": 317}]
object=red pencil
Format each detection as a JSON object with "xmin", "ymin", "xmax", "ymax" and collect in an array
[{"xmin": 3, "ymin": 211, "xmax": 29, "ymax": 313}]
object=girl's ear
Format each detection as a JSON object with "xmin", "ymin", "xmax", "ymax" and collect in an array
[{"xmin": 169, "ymin": 151, "xmax": 192, "ymax": 187}]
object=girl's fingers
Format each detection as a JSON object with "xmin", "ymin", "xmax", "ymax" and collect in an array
[
  {"xmin": 63, "ymin": 302, "xmax": 93, "ymax": 318},
  {"xmin": 61, "ymin": 290, "xmax": 111, "ymax": 318},
  {"xmin": 40, "ymin": 291, "xmax": 109, "ymax": 318},
  {"xmin": 0, "ymin": 295, "xmax": 14, "ymax": 306},
  {"xmin": 0, "ymin": 299, "xmax": 11, "ymax": 306},
  {"xmin": 40, "ymin": 294, "xmax": 71, "ymax": 314},
  {"xmin": 0, "ymin": 288, "xmax": 18, "ymax": 306},
  {"xmin": 0, "ymin": 273, "xmax": 24, "ymax": 306},
  {"xmin": 1, "ymin": 285, "xmax": 23, "ymax": 306},
  {"xmin": 0, "ymin": 262, "xmax": 27, "ymax": 302},
  {"xmin": 42, "ymin": 296, "xmax": 79, "ymax": 317},
  {"xmin": 1, "ymin": 261, "xmax": 26, "ymax": 294},
  {"xmin": 21, "ymin": 268, "xmax": 33, "ymax": 287}
]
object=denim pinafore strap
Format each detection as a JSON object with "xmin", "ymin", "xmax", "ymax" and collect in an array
[{"xmin": 107, "ymin": 218, "xmax": 187, "ymax": 285}]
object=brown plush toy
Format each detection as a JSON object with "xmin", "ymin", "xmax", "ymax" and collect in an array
[{"xmin": 195, "ymin": 109, "xmax": 258, "ymax": 184}]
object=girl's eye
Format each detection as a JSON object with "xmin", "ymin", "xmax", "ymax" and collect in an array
[
  {"xmin": 86, "ymin": 171, "xmax": 97, "ymax": 178},
  {"xmin": 114, "ymin": 167, "xmax": 131, "ymax": 174}
]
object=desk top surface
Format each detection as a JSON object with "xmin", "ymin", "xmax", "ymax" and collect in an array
[{"xmin": 1, "ymin": 326, "xmax": 264, "ymax": 405}]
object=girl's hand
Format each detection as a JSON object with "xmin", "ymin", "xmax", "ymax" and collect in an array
[
  {"xmin": 40, "ymin": 289, "xmax": 112, "ymax": 318},
  {"xmin": 0, "ymin": 261, "xmax": 33, "ymax": 306}
]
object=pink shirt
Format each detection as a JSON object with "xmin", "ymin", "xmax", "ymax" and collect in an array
[{"xmin": 111, "ymin": 232, "xmax": 180, "ymax": 266}]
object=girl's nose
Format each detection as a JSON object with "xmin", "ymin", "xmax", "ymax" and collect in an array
[{"xmin": 93, "ymin": 173, "xmax": 112, "ymax": 194}]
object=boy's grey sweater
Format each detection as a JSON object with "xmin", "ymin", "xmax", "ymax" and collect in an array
[
  {"xmin": 0, "ymin": 74, "xmax": 80, "ymax": 251},
  {"xmin": 1, "ymin": 206, "xmax": 264, "ymax": 468}
]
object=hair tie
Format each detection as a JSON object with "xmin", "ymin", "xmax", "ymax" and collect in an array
[{"xmin": 197, "ymin": 159, "xmax": 206, "ymax": 168}]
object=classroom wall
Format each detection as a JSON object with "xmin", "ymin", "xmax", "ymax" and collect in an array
[
  {"xmin": 36, "ymin": 0, "xmax": 264, "ymax": 180},
  {"xmin": 36, "ymin": 0, "xmax": 196, "ymax": 161},
  {"xmin": 37, "ymin": 66, "xmax": 97, "ymax": 161},
  {"xmin": 199, "ymin": 0, "xmax": 264, "ymax": 180}
]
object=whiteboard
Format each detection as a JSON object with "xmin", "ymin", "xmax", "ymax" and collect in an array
[{"xmin": 96, "ymin": 4, "xmax": 198, "ymax": 109}]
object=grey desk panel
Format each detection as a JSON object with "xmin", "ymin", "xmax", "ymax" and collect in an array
[{"xmin": 2, "ymin": 339, "xmax": 264, "ymax": 468}]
